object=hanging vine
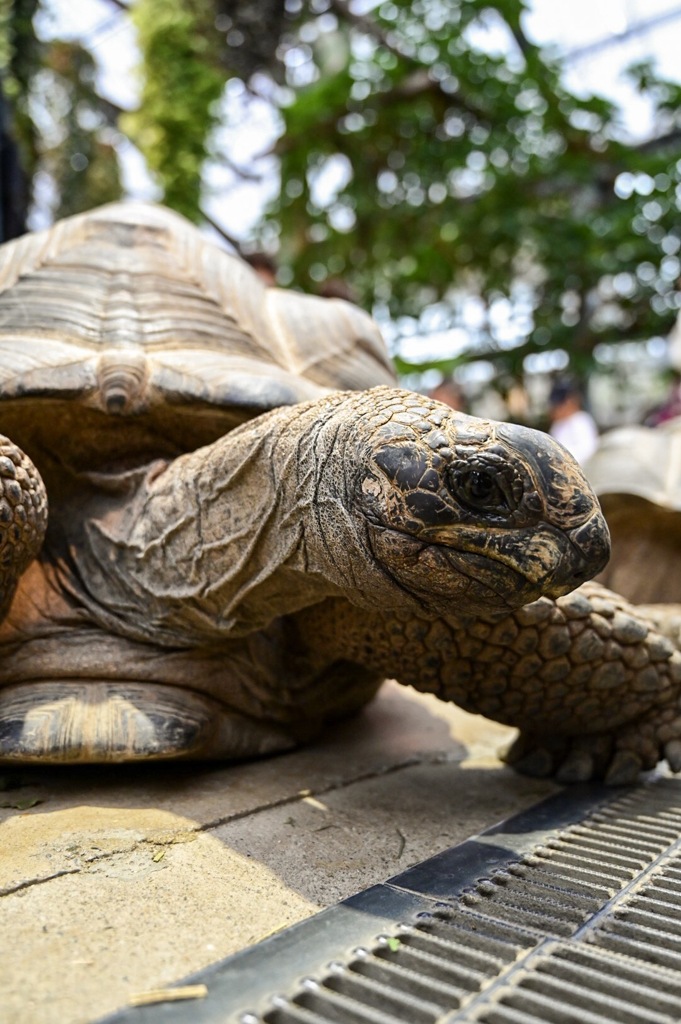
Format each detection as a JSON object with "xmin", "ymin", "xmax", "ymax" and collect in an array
[{"xmin": 128, "ymin": 0, "xmax": 226, "ymax": 221}]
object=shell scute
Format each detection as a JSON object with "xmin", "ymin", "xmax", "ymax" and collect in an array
[{"xmin": 0, "ymin": 202, "xmax": 396, "ymax": 452}]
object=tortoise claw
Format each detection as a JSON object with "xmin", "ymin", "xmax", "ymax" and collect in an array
[
  {"xmin": 504, "ymin": 728, "xmax": 653, "ymax": 785},
  {"xmin": 665, "ymin": 739, "xmax": 681, "ymax": 773},
  {"xmin": 605, "ymin": 750, "xmax": 643, "ymax": 786},
  {"xmin": 500, "ymin": 731, "xmax": 533, "ymax": 765},
  {"xmin": 555, "ymin": 750, "xmax": 595, "ymax": 784},
  {"xmin": 507, "ymin": 746, "xmax": 557, "ymax": 778}
]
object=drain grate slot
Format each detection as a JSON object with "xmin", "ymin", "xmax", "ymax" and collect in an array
[
  {"xmin": 368, "ymin": 942, "xmax": 488, "ymax": 991},
  {"xmin": 478, "ymin": 985, "xmax": 656, "ymax": 1024},
  {"xmin": 591, "ymin": 927, "xmax": 681, "ymax": 971},
  {"xmin": 345, "ymin": 957, "xmax": 466, "ymax": 1013},
  {"xmin": 533, "ymin": 948, "xmax": 681, "ymax": 1019},
  {"xmin": 312, "ymin": 970, "xmax": 446, "ymax": 1022},
  {"xmin": 422, "ymin": 907, "xmax": 542, "ymax": 952},
  {"xmin": 392, "ymin": 927, "xmax": 510, "ymax": 971},
  {"xmin": 469, "ymin": 940, "xmax": 681, "ymax": 1024},
  {"xmin": 274, "ymin": 981, "xmax": 411, "ymax": 1024},
  {"xmin": 100, "ymin": 777, "xmax": 681, "ymax": 1024}
]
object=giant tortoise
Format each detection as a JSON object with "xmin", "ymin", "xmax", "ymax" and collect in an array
[{"xmin": 1, "ymin": 202, "xmax": 680, "ymax": 783}]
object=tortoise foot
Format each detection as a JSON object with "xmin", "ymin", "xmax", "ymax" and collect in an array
[
  {"xmin": 503, "ymin": 731, "xmax": 625, "ymax": 783},
  {"xmin": 0, "ymin": 681, "xmax": 295, "ymax": 764},
  {"xmin": 503, "ymin": 697, "xmax": 681, "ymax": 785}
]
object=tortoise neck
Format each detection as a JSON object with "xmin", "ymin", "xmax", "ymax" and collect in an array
[{"xmin": 69, "ymin": 394, "xmax": 398, "ymax": 646}]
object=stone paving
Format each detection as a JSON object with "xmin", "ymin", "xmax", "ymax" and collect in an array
[{"xmin": 0, "ymin": 683, "xmax": 559, "ymax": 1024}]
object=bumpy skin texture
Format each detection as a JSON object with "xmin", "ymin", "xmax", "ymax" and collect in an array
[
  {"xmin": 0, "ymin": 436, "xmax": 47, "ymax": 617},
  {"xmin": 293, "ymin": 582, "xmax": 681, "ymax": 785}
]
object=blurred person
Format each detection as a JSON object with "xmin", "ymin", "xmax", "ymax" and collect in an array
[
  {"xmin": 644, "ymin": 369, "xmax": 681, "ymax": 426},
  {"xmin": 318, "ymin": 277, "xmax": 358, "ymax": 303},
  {"xmin": 244, "ymin": 251, "xmax": 277, "ymax": 286},
  {"xmin": 505, "ymin": 380, "xmax": 530, "ymax": 424},
  {"xmin": 548, "ymin": 378, "xmax": 598, "ymax": 464}
]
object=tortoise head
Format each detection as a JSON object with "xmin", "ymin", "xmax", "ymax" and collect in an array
[{"xmin": 357, "ymin": 389, "xmax": 609, "ymax": 616}]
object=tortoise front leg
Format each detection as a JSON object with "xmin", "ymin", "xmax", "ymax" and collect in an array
[
  {"xmin": 0, "ymin": 436, "xmax": 47, "ymax": 618},
  {"xmin": 501, "ymin": 594, "xmax": 681, "ymax": 784},
  {"xmin": 292, "ymin": 581, "xmax": 681, "ymax": 784}
]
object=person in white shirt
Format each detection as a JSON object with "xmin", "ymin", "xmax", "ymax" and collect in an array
[{"xmin": 548, "ymin": 379, "xmax": 599, "ymax": 465}]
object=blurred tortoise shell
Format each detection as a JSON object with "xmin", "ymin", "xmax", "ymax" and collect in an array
[{"xmin": 586, "ymin": 416, "xmax": 681, "ymax": 606}]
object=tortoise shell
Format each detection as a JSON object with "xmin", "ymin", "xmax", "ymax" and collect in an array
[
  {"xmin": 0, "ymin": 202, "xmax": 396, "ymax": 470},
  {"xmin": 586, "ymin": 417, "xmax": 681, "ymax": 605}
]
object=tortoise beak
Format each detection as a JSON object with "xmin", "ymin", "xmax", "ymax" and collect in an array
[
  {"xmin": 495, "ymin": 421, "xmax": 611, "ymax": 595},
  {"xmin": 547, "ymin": 509, "xmax": 611, "ymax": 596}
]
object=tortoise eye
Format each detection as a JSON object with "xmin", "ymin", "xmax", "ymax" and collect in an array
[{"xmin": 448, "ymin": 467, "xmax": 508, "ymax": 513}]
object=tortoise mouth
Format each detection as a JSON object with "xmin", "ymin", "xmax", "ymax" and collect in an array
[
  {"xmin": 0, "ymin": 681, "xmax": 294, "ymax": 764},
  {"xmin": 416, "ymin": 544, "xmax": 550, "ymax": 612},
  {"xmin": 364, "ymin": 523, "xmax": 537, "ymax": 615},
  {"xmin": 365, "ymin": 518, "xmax": 580, "ymax": 616}
]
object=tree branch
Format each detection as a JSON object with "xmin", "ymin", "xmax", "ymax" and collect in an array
[
  {"xmin": 636, "ymin": 126, "xmax": 681, "ymax": 154},
  {"xmin": 199, "ymin": 208, "xmax": 245, "ymax": 256},
  {"xmin": 214, "ymin": 153, "xmax": 263, "ymax": 182},
  {"xmin": 327, "ymin": 0, "xmax": 486, "ymax": 116},
  {"xmin": 327, "ymin": 0, "xmax": 407, "ymax": 58},
  {"xmin": 507, "ymin": 19, "xmax": 532, "ymax": 60}
]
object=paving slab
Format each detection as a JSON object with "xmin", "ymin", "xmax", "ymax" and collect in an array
[{"xmin": 0, "ymin": 683, "xmax": 559, "ymax": 1024}]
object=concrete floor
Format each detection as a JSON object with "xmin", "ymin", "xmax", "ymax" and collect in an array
[{"xmin": 0, "ymin": 682, "xmax": 559, "ymax": 1024}]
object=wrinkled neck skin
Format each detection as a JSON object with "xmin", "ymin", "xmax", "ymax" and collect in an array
[{"xmin": 65, "ymin": 392, "xmax": 436, "ymax": 647}]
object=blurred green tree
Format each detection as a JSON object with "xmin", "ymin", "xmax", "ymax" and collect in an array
[
  {"xmin": 1, "ymin": 0, "xmax": 122, "ymax": 229},
  {"xmin": 3, "ymin": 0, "xmax": 681, "ymax": 377},
  {"xmin": 256, "ymin": 1, "xmax": 681, "ymax": 377}
]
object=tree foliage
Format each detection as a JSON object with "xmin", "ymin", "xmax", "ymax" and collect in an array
[
  {"xmin": 1, "ymin": 0, "xmax": 123, "ymax": 227},
  {"xmin": 127, "ymin": 0, "xmax": 225, "ymax": 220},
  {"xmin": 263, "ymin": 1, "xmax": 681, "ymax": 375},
  {"xmin": 3, "ymin": 0, "xmax": 681, "ymax": 377}
]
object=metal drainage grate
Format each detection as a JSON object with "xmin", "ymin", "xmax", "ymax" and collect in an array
[{"xmin": 102, "ymin": 777, "xmax": 681, "ymax": 1024}]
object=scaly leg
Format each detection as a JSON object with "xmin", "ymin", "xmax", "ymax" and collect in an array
[
  {"xmin": 292, "ymin": 580, "xmax": 681, "ymax": 784},
  {"xmin": 0, "ymin": 436, "xmax": 47, "ymax": 617}
]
